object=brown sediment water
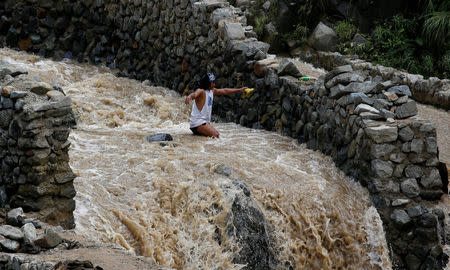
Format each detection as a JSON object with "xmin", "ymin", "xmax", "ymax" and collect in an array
[{"xmin": 0, "ymin": 48, "xmax": 392, "ymax": 269}]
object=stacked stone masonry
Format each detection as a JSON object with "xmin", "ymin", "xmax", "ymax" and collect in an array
[
  {"xmin": 294, "ymin": 48, "xmax": 450, "ymax": 110},
  {"xmin": 0, "ymin": 0, "xmax": 447, "ymax": 269},
  {"xmin": 0, "ymin": 61, "xmax": 76, "ymax": 229},
  {"xmin": 214, "ymin": 59, "xmax": 448, "ymax": 269}
]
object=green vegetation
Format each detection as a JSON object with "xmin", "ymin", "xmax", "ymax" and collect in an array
[
  {"xmin": 337, "ymin": 11, "xmax": 449, "ymax": 78},
  {"xmin": 247, "ymin": 0, "xmax": 449, "ymax": 78},
  {"xmin": 334, "ymin": 21, "xmax": 357, "ymax": 41}
]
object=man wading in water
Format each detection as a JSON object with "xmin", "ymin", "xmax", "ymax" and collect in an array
[{"xmin": 185, "ymin": 73, "xmax": 247, "ymax": 138}]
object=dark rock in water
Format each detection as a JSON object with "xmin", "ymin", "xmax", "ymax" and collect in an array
[
  {"xmin": 215, "ymin": 164, "xmax": 233, "ymax": 177},
  {"xmin": 146, "ymin": 133, "xmax": 173, "ymax": 142},
  {"xmin": 230, "ymin": 192, "xmax": 276, "ymax": 269}
]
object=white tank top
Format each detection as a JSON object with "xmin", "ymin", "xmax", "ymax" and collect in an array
[{"xmin": 190, "ymin": 90, "xmax": 214, "ymax": 128}]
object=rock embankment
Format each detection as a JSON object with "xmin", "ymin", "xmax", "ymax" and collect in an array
[
  {"xmin": 294, "ymin": 47, "xmax": 450, "ymax": 110},
  {"xmin": 0, "ymin": 60, "xmax": 76, "ymax": 229},
  {"xmin": 0, "ymin": 207, "xmax": 103, "ymax": 270},
  {"xmin": 212, "ymin": 58, "xmax": 448, "ymax": 269}
]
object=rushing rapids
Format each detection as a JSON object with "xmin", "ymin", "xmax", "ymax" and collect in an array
[{"xmin": 0, "ymin": 48, "xmax": 392, "ymax": 269}]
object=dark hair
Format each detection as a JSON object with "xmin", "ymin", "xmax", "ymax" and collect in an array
[{"xmin": 198, "ymin": 73, "xmax": 215, "ymax": 90}]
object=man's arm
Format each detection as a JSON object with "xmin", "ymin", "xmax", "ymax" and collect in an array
[
  {"xmin": 185, "ymin": 89, "xmax": 204, "ymax": 104},
  {"xmin": 213, "ymin": 87, "xmax": 247, "ymax": 96}
]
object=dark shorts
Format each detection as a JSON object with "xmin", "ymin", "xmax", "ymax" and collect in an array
[{"xmin": 190, "ymin": 123, "xmax": 206, "ymax": 135}]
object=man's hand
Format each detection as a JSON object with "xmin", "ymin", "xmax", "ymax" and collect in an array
[
  {"xmin": 239, "ymin": 87, "xmax": 247, "ymax": 93},
  {"xmin": 185, "ymin": 95, "xmax": 192, "ymax": 105}
]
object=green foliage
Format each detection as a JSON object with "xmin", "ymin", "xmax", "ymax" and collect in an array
[
  {"xmin": 421, "ymin": 54, "xmax": 435, "ymax": 75},
  {"xmin": 334, "ymin": 21, "xmax": 357, "ymax": 41},
  {"xmin": 422, "ymin": 11, "xmax": 450, "ymax": 52},
  {"xmin": 437, "ymin": 51, "xmax": 450, "ymax": 78},
  {"xmin": 293, "ymin": 25, "xmax": 309, "ymax": 42},
  {"xmin": 254, "ymin": 15, "xmax": 269, "ymax": 36}
]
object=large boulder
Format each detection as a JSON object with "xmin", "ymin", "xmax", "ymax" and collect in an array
[
  {"xmin": 213, "ymin": 165, "xmax": 278, "ymax": 269},
  {"xmin": 307, "ymin": 22, "xmax": 339, "ymax": 52}
]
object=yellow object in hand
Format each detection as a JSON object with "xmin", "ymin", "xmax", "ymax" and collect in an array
[{"xmin": 242, "ymin": 88, "xmax": 254, "ymax": 98}]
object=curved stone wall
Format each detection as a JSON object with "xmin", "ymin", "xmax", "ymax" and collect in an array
[
  {"xmin": 0, "ymin": 61, "xmax": 76, "ymax": 229},
  {"xmin": 294, "ymin": 48, "xmax": 450, "ymax": 110},
  {"xmin": 0, "ymin": 0, "xmax": 447, "ymax": 268},
  {"xmin": 213, "ymin": 60, "xmax": 448, "ymax": 268}
]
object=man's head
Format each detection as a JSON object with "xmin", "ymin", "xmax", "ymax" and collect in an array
[{"xmin": 199, "ymin": 72, "xmax": 215, "ymax": 90}]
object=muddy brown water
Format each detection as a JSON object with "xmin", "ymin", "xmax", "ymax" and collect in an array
[{"xmin": 7, "ymin": 48, "xmax": 441, "ymax": 269}]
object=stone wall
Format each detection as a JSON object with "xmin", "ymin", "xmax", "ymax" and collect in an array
[
  {"xmin": 0, "ymin": 0, "xmax": 447, "ymax": 268},
  {"xmin": 0, "ymin": 61, "xmax": 76, "ymax": 229},
  {"xmin": 293, "ymin": 47, "xmax": 450, "ymax": 110},
  {"xmin": 0, "ymin": 0, "xmax": 267, "ymax": 92},
  {"xmin": 213, "ymin": 59, "xmax": 449, "ymax": 269}
]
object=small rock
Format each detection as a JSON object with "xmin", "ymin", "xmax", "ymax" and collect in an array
[
  {"xmin": 425, "ymin": 137, "xmax": 437, "ymax": 153},
  {"xmin": 365, "ymin": 125, "xmax": 398, "ymax": 143},
  {"xmin": 421, "ymin": 169, "xmax": 442, "ymax": 189},
  {"xmin": 277, "ymin": 58, "xmax": 303, "ymax": 77},
  {"xmin": 9, "ymin": 91, "xmax": 28, "ymax": 99},
  {"xmin": 391, "ymin": 209, "xmax": 411, "ymax": 227},
  {"xmin": 392, "ymin": 199, "xmax": 410, "ymax": 207},
  {"xmin": 383, "ymin": 92, "xmax": 398, "ymax": 102},
  {"xmin": 395, "ymin": 101, "xmax": 417, "ymax": 119},
  {"xmin": 348, "ymin": 92, "xmax": 373, "ymax": 105},
  {"xmin": 386, "ymin": 118, "xmax": 395, "ymax": 123},
  {"xmin": 371, "ymin": 159, "xmax": 393, "ymax": 178},
  {"xmin": 420, "ymin": 123, "xmax": 435, "ymax": 133},
  {"xmin": 262, "ymin": 1, "xmax": 270, "ymax": 10},
  {"xmin": 406, "ymin": 205, "xmax": 424, "ymax": 218},
  {"xmin": 401, "ymin": 179, "xmax": 420, "ymax": 198},
  {"xmin": 146, "ymin": 133, "xmax": 173, "ymax": 142},
  {"xmin": 410, "ymin": 139, "xmax": 424, "ymax": 154},
  {"xmin": 398, "ymin": 126, "xmax": 414, "ymax": 142},
  {"xmin": 373, "ymin": 99, "xmax": 392, "ymax": 110},
  {"xmin": 388, "ymin": 85, "xmax": 412, "ymax": 97},
  {"xmin": 222, "ymin": 22, "xmax": 245, "ymax": 41},
  {"xmin": 22, "ymin": 223, "xmax": 37, "ymax": 243},
  {"xmin": 6, "ymin": 208, "xmax": 24, "ymax": 226},
  {"xmin": 404, "ymin": 165, "xmax": 423, "ymax": 178},
  {"xmin": 34, "ymin": 228, "xmax": 62, "ymax": 248},
  {"xmin": 352, "ymin": 33, "xmax": 367, "ymax": 45},
  {"xmin": 46, "ymin": 90, "xmax": 64, "ymax": 98},
  {"xmin": 394, "ymin": 95, "xmax": 408, "ymax": 105},
  {"xmin": 215, "ymin": 164, "xmax": 233, "ymax": 176},
  {"xmin": 354, "ymin": 104, "xmax": 379, "ymax": 115},
  {"xmin": 2, "ymin": 85, "xmax": 14, "ymax": 96},
  {"xmin": 0, "ymin": 235, "xmax": 20, "ymax": 252},
  {"xmin": 390, "ymin": 152, "xmax": 406, "ymax": 163},
  {"xmin": 370, "ymin": 144, "xmax": 396, "ymax": 159},
  {"xmin": 0, "ymin": 225, "xmax": 24, "ymax": 240},
  {"xmin": 360, "ymin": 112, "xmax": 384, "ymax": 120},
  {"xmin": 380, "ymin": 109, "xmax": 395, "ymax": 119},
  {"xmin": 30, "ymin": 82, "xmax": 54, "ymax": 95}
]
